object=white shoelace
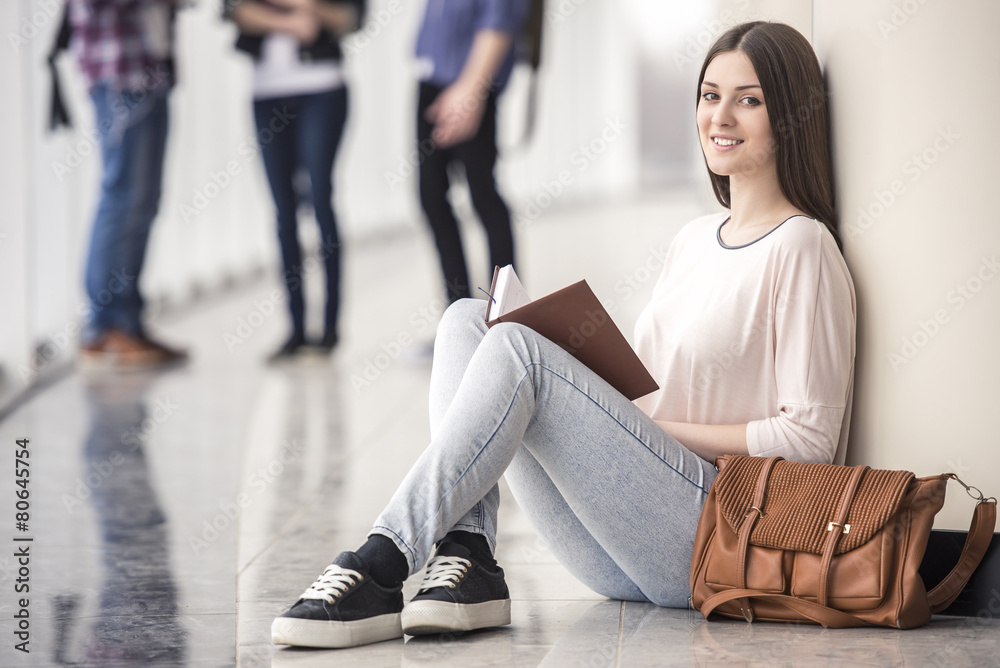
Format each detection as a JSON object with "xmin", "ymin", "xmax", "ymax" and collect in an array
[
  {"xmin": 419, "ymin": 555, "xmax": 471, "ymax": 590},
  {"xmin": 299, "ymin": 565, "xmax": 363, "ymax": 603}
]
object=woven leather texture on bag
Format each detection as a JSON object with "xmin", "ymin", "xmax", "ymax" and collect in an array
[{"xmin": 715, "ymin": 457, "xmax": 914, "ymax": 555}]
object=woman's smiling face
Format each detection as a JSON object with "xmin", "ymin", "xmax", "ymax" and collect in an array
[{"xmin": 697, "ymin": 50, "xmax": 775, "ymax": 179}]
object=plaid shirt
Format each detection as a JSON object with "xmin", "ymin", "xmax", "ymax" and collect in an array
[{"xmin": 68, "ymin": 0, "xmax": 176, "ymax": 92}]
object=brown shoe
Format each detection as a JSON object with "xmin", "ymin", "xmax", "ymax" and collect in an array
[
  {"xmin": 140, "ymin": 334, "xmax": 189, "ymax": 364},
  {"xmin": 79, "ymin": 330, "xmax": 183, "ymax": 371}
]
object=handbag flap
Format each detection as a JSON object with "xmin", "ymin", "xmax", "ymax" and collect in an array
[{"xmin": 714, "ymin": 457, "xmax": 914, "ymax": 555}]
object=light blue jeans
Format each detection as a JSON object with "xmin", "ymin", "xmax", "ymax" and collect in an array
[{"xmin": 371, "ymin": 299, "xmax": 718, "ymax": 607}]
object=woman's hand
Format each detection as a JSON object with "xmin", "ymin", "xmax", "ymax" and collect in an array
[
  {"xmin": 286, "ymin": 8, "xmax": 321, "ymax": 44},
  {"xmin": 270, "ymin": 0, "xmax": 321, "ymax": 44},
  {"xmin": 311, "ymin": 1, "xmax": 361, "ymax": 36}
]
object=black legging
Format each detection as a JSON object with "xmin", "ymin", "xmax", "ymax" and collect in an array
[{"xmin": 417, "ymin": 82, "xmax": 515, "ymax": 303}]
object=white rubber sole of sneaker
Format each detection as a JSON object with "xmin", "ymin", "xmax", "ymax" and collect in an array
[
  {"xmin": 271, "ymin": 613, "xmax": 403, "ymax": 648},
  {"xmin": 401, "ymin": 599, "xmax": 511, "ymax": 635}
]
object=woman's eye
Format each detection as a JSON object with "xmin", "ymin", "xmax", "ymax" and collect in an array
[
  {"xmin": 741, "ymin": 96, "xmax": 762, "ymax": 107},
  {"xmin": 701, "ymin": 92, "xmax": 719, "ymax": 102}
]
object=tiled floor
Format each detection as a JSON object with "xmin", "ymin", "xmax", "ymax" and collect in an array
[{"xmin": 2, "ymin": 192, "xmax": 998, "ymax": 667}]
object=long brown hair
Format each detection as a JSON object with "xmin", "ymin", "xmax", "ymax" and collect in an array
[{"xmin": 697, "ymin": 22, "xmax": 840, "ymax": 247}]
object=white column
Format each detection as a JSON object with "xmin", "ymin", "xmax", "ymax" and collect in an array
[
  {"xmin": 814, "ymin": 0, "xmax": 1000, "ymax": 527},
  {"xmin": 0, "ymin": 0, "xmax": 34, "ymax": 397}
]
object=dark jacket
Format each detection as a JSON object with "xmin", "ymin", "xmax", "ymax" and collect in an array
[{"xmin": 223, "ymin": 0, "xmax": 366, "ymax": 63}]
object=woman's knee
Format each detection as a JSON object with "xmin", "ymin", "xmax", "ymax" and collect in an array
[
  {"xmin": 436, "ymin": 298, "xmax": 488, "ymax": 343},
  {"xmin": 441, "ymin": 297, "xmax": 484, "ymax": 324}
]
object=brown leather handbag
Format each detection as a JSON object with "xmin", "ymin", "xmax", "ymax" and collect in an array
[{"xmin": 690, "ymin": 455, "xmax": 996, "ymax": 628}]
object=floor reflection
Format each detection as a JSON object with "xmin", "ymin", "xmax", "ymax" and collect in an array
[{"xmin": 54, "ymin": 372, "xmax": 187, "ymax": 667}]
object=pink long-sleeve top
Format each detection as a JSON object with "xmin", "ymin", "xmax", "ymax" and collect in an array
[{"xmin": 633, "ymin": 213, "xmax": 857, "ymax": 465}]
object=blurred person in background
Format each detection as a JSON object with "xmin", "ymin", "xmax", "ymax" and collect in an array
[
  {"xmin": 415, "ymin": 0, "xmax": 530, "ymax": 305},
  {"xmin": 70, "ymin": 0, "xmax": 189, "ymax": 370},
  {"xmin": 225, "ymin": 0, "xmax": 364, "ymax": 362}
]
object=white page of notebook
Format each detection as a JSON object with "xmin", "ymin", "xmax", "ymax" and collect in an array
[{"xmin": 488, "ymin": 265, "xmax": 532, "ymax": 321}]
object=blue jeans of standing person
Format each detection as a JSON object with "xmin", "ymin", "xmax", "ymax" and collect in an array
[
  {"xmin": 371, "ymin": 299, "xmax": 718, "ymax": 607},
  {"xmin": 253, "ymin": 87, "xmax": 348, "ymax": 343},
  {"xmin": 83, "ymin": 84, "xmax": 170, "ymax": 344}
]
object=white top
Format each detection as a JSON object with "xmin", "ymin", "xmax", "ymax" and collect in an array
[
  {"xmin": 633, "ymin": 213, "xmax": 856, "ymax": 465},
  {"xmin": 252, "ymin": 34, "xmax": 344, "ymax": 100}
]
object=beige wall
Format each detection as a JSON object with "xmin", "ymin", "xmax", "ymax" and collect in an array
[
  {"xmin": 727, "ymin": 0, "xmax": 999, "ymax": 528},
  {"xmin": 811, "ymin": 1, "xmax": 1000, "ymax": 528}
]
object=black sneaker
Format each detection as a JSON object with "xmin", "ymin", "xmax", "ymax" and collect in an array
[
  {"xmin": 267, "ymin": 335, "xmax": 306, "ymax": 364},
  {"xmin": 401, "ymin": 540, "xmax": 511, "ymax": 635},
  {"xmin": 313, "ymin": 331, "xmax": 339, "ymax": 354},
  {"xmin": 271, "ymin": 552, "xmax": 404, "ymax": 648}
]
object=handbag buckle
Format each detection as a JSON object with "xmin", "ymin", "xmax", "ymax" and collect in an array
[
  {"xmin": 946, "ymin": 473, "xmax": 997, "ymax": 504},
  {"xmin": 827, "ymin": 521, "xmax": 851, "ymax": 534},
  {"xmin": 744, "ymin": 506, "xmax": 765, "ymax": 520}
]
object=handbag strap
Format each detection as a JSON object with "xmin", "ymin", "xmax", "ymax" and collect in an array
[
  {"xmin": 735, "ymin": 456, "xmax": 780, "ymax": 621},
  {"xmin": 818, "ymin": 464, "xmax": 868, "ymax": 606},
  {"xmin": 926, "ymin": 495, "xmax": 997, "ymax": 613},
  {"xmin": 700, "ymin": 589, "xmax": 872, "ymax": 628}
]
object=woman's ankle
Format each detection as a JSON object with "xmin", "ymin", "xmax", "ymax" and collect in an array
[
  {"xmin": 442, "ymin": 530, "xmax": 499, "ymax": 572},
  {"xmin": 356, "ymin": 534, "xmax": 409, "ymax": 588}
]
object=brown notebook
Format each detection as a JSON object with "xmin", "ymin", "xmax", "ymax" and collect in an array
[{"xmin": 484, "ymin": 266, "xmax": 659, "ymax": 401}]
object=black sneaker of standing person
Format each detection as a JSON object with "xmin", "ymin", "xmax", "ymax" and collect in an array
[
  {"xmin": 313, "ymin": 331, "xmax": 339, "ymax": 355},
  {"xmin": 271, "ymin": 552, "xmax": 404, "ymax": 648},
  {"xmin": 401, "ymin": 540, "xmax": 511, "ymax": 635},
  {"xmin": 267, "ymin": 333, "xmax": 306, "ymax": 364}
]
